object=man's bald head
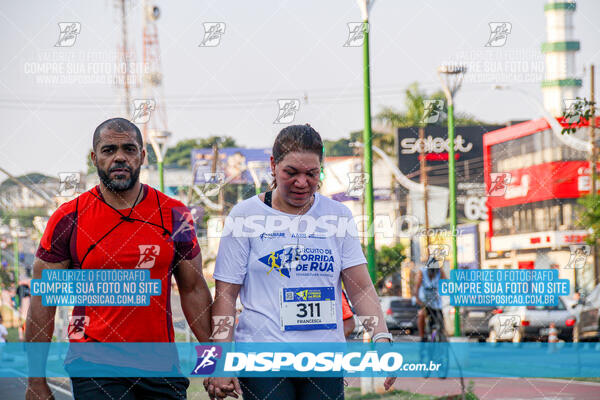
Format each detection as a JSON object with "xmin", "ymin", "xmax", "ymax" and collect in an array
[{"xmin": 93, "ymin": 118, "xmax": 143, "ymax": 151}]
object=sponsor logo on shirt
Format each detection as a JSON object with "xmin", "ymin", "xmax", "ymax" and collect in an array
[
  {"xmin": 258, "ymin": 249, "xmax": 291, "ymax": 278},
  {"xmin": 259, "ymin": 232, "xmax": 285, "ymax": 241},
  {"xmin": 136, "ymin": 245, "xmax": 160, "ymax": 269}
]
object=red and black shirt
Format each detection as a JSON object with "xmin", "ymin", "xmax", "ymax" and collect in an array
[{"xmin": 36, "ymin": 184, "xmax": 200, "ymax": 343}]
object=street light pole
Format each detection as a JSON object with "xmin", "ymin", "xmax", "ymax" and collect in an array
[
  {"xmin": 438, "ymin": 65, "xmax": 466, "ymax": 337},
  {"xmin": 148, "ymin": 130, "xmax": 171, "ymax": 193},
  {"xmin": 358, "ymin": 0, "xmax": 376, "ymax": 283},
  {"xmin": 9, "ymin": 218, "xmax": 19, "ymax": 306}
]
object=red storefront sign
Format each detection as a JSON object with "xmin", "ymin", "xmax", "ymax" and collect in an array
[{"xmin": 486, "ymin": 160, "xmax": 592, "ymax": 208}]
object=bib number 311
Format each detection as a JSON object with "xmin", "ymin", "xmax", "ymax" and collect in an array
[{"xmin": 280, "ymin": 286, "xmax": 337, "ymax": 331}]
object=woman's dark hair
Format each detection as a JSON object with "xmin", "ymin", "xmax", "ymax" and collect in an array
[
  {"xmin": 271, "ymin": 124, "xmax": 323, "ymax": 188},
  {"xmin": 273, "ymin": 124, "xmax": 323, "ymax": 163}
]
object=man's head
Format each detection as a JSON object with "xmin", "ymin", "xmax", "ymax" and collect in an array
[{"xmin": 91, "ymin": 118, "xmax": 145, "ymax": 193}]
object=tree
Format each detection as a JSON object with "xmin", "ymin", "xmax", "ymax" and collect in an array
[
  {"xmin": 374, "ymin": 242, "xmax": 406, "ymax": 288},
  {"xmin": 163, "ymin": 136, "xmax": 238, "ymax": 168},
  {"xmin": 376, "ymin": 82, "xmax": 488, "ymax": 129}
]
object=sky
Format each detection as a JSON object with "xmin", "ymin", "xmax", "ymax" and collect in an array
[{"xmin": 1, "ymin": 0, "xmax": 599, "ymax": 177}]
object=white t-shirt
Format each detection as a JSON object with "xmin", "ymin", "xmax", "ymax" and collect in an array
[
  {"xmin": 0, "ymin": 324, "xmax": 7, "ymax": 343},
  {"xmin": 213, "ymin": 193, "xmax": 367, "ymax": 342}
]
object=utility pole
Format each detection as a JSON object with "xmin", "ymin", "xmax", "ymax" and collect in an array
[
  {"xmin": 119, "ymin": 0, "xmax": 131, "ymax": 116},
  {"xmin": 590, "ymin": 64, "xmax": 597, "ymax": 285},
  {"xmin": 419, "ymin": 127, "xmax": 430, "ymax": 255}
]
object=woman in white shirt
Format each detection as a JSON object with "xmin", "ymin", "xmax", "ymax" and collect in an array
[{"xmin": 204, "ymin": 124, "xmax": 395, "ymax": 399}]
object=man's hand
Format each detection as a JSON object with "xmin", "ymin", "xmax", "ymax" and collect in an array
[
  {"xmin": 384, "ymin": 376, "xmax": 396, "ymax": 391},
  {"xmin": 26, "ymin": 378, "xmax": 54, "ymax": 400},
  {"xmin": 203, "ymin": 376, "xmax": 242, "ymax": 399}
]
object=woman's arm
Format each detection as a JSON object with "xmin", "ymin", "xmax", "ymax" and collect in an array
[
  {"xmin": 211, "ymin": 280, "xmax": 241, "ymax": 342},
  {"xmin": 341, "ymin": 264, "xmax": 389, "ymax": 340},
  {"xmin": 204, "ymin": 280, "xmax": 243, "ymax": 400},
  {"xmin": 342, "ymin": 264, "xmax": 397, "ymax": 391}
]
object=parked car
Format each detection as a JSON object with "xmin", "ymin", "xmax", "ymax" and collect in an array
[
  {"xmin": 572, "ymin": 284, "xmax": 600, "ymax": 342},
  {"xmin": 488, "ymin": 297, "xmax": 576, "ymax": 342},
  {"xmin": 443, "ymin": 304, "xmax": 498, "ymax": 341},
  {"xmin": 379, "ymin": 296, "xmax": 419, "ymax": 332}
]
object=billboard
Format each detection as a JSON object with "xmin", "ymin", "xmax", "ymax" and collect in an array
[
  {"xmin": 191, "ymin": 148, "xmax": 272, "ymax": 186},
  {"xmin": 397, "ymin": 125, "xmax": 503, "ymax": 221}
]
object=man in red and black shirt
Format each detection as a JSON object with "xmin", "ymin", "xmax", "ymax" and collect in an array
[{"xmin": 26, "ymin": 118, "xmax": 212, "ymax": 400}]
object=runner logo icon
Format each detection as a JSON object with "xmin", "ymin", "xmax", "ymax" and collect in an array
[
  {"xmin": 192, "ymin": 345, "xmax": 222, "ymax": 375},
  {"xmin": 136, "ymin": 245, "xmax": 160, "ymax": 269},
  {"xmin": 258, "ymin": 249, "xmax": 291, "ymax": 278}
]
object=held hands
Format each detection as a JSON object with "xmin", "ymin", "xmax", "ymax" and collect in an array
[
  {"xmin": 375, "ymin": 337, "xmax": 397, "ymax": 391},
  {"xmin": 203, "ymin": 376, "xmax": 243, "ymax": 399},
  {"xmin": 26, "ymin": 378, "xmax": 55, "ymax": 400}
]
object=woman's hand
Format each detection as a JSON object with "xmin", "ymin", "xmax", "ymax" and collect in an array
[{"xmin": 203, "ymin": 376, "xmax": 243, "ymax": 399}]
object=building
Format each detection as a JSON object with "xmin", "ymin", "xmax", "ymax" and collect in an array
[
  {"xmin": 542, "ymin": 1, "xmax": 581, "ymax": 117},
  {"xmin": 483, "ymin": 117, "xmax": 598, "ymax": 293}
]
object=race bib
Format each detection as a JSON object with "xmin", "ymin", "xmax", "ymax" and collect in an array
[{"xmin": 279, "ymin": 286, "xmax": 337, "ymax": 331}]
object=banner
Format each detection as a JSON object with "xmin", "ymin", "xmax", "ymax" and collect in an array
[
  {"xmin": 191, "ymin": 148, "xmax": 271, "ymax": 185},
  {"xmin": 4, "ymin": 342, "xmax": 600, "ymax": 378}
]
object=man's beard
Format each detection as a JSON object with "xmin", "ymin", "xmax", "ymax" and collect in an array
[{"xmin": 97, "ymin": 163, "xmax": 140, "ymax": 192}]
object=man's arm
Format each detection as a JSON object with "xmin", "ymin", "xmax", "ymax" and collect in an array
[
  {"xmin": 25, "ymin": 257, "xmax": 69, "ymax": 400},
  {"xmin": 414, "ymin": 270, "xmax": 423, "ymax": 305},
  {"xmin": 174, "ymin": 252, "xmax": 212, "ymax": 342}
]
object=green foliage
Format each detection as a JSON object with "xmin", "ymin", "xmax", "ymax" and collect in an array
[
  {"xmin": 375, "ymin": 242, "xmax": 406, "ymax": 286},
  {"xmin": 376, "ymin": 82, "xmax": 488, "ymax": 129},
  {"xmin": 361, "ymin": 242, "xmax": 406, "ymax": 287},
  {"xmin": 561, "ymin": 97, "xmax": 596, "ymax": 135},
  {"xmin": 0, "ymin": 207, "xmax": 47, "ymax": 228},
  {"xmin": 0, "ymin": 173, "xmax": 55, "ymax": 191},
  {"xmin": 577, "ymin": 194, "xmax": 600, "ymax": 245},
  {"xmin": 163, "ymin": 136, "xmax": 238, "ymax": 168},
  {"xmin": 323, "ymin": 138, "xmax": 354, "ymax": 157}
]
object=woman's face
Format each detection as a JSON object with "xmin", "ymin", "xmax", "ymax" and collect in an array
[{"xmin": 272, "ymin": 151, "xmax": 321, "ymax": 208}]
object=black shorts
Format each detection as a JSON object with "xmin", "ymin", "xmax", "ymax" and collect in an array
[
  {"xmin": 70, "ymin": 376, "xmax": 190, "ymax": 400},
  {"xmin": 239, "ymin": 377, "xmax": 344, "ymax": 400}
]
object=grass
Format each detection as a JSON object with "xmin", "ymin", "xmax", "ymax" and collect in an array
[
  {"xmin": 6, "ymin": 327, "xmax": 19, "ymax": 342},
  {"xmin": 552, "ymin": 377, "xmax": 600, "ymax": 383}
]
